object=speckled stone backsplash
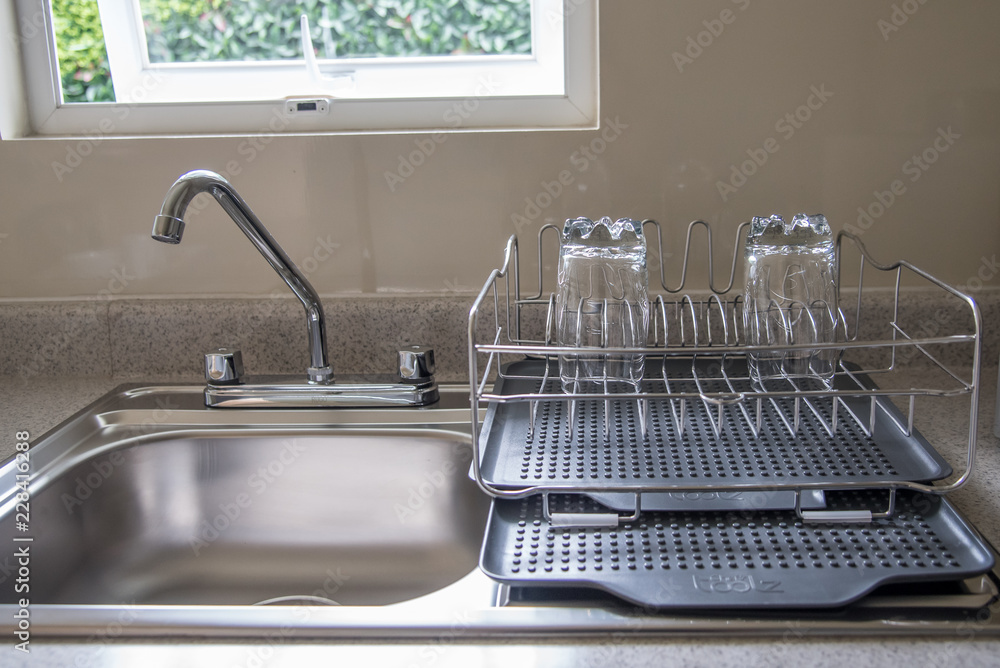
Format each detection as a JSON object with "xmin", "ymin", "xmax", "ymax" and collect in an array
[
  {"xmin": 1, "ymin": 290, "xmax": 998, "ymax": 383},
  {"xmin": 0, "ymin": 296, "xmax": 477, "ymax": 383}
]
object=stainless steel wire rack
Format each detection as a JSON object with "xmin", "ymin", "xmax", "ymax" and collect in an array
[{"xmin": 467, "ymin": 221, "xmax": 983, "ymax": 526}]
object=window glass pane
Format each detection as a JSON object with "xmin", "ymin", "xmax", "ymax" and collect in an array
[
  {"xmin": 51, "ymin": 0, "xmax": 116, "ymax": 103},
  {"xmin": 140, "ymin": 0, "xmax": 532, "ymax": 64},
  {"xmin": 18, "ymin": 0, "xmax": 590, "ymax": 134}
]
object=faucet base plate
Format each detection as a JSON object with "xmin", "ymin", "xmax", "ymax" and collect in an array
[{"xmin": 205, "ymin": 377, "xmax": 439, "ymax": 408}]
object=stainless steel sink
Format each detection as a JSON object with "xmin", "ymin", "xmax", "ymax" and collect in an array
[
  {"xmin": 5, "ymin": 435, "xmax": 484, "ymax": 607},
  {"xmin": 2, "ymin": 384, "xmax": 999, "ymax": 640},
  {"xmin": 0, "ymin": 385, "xmax": 487, "ymax": 606}
]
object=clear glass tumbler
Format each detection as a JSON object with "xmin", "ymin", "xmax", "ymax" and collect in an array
[
  {"xmin": 743, "ymin": 213, "xmax": 839, "ymax": 388},
  {"xmin": 555, "ymin": 217, "xmax": 650, "ymax": 394}
]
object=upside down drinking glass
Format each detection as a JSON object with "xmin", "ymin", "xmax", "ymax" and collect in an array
[
  {"xmin": 743, "ymin": 213, "xmax": 840, "ymax": 388},
  {"xmin": 555, "ymin": 217, "xmax": 650, "ymax": 394}
]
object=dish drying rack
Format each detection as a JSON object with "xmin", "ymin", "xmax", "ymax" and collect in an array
[{"xmin": 467, "ymin": 220, "xmax": 983, "ymax": 527}]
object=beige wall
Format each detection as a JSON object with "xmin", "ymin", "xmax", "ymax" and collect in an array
[{"xmin": 1, "ymin": 0, "xmax": 998, "ymax": 300}]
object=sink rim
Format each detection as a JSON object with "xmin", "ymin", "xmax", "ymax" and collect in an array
[{"xmin": 6, "ymin": 568, "xmax": 1000, "ymax": 639}]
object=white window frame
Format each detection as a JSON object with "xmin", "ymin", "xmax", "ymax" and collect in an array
[{"xmin": 3, "ymin": 0, "xmax": 598, "ymax": 138}]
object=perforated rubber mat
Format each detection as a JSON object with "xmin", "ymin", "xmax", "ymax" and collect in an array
[
  {"xmin": 478, "ymin": 359, "xmax": 951, "ymax": 490},
  {"xmin": 480, "ymin": 491, "xmax": 994, "ymax": 608}
]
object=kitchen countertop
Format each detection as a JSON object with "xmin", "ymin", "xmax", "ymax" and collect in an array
[{"xmin": 3, "ymin": 366, "xmax": 999, "ymax": 667}]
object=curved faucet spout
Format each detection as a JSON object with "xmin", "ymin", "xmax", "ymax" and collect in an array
[{"xmin": 152, "ymin": 170, "xmax": 332, "ymax": 384}]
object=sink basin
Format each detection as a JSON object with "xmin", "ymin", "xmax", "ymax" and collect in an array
[
  {"xmin": 2, "ymin": 383, "xmax": 999, "ymax": 640},
  {"xmin": 0, "ymin": 385, "xmax": 487, "ymax": 608},
  {"xmin": 3, "ymin": 433, "xmax": 484, "ymax": 606}
]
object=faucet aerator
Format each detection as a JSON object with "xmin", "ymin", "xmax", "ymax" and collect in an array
[{"xmin": 152, "ymin": 215, "xmax": 185, "ymax": 243}]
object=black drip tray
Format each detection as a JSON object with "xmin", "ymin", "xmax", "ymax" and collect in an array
[
  {"xmin": 478, "ymin": 359, "xmax": 952, "ymax": 490},
  {"xmin": 480, "ymin": 491, "xmax": 995, "ymax": 609}
]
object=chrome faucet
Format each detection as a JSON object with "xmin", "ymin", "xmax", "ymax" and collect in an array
[
  {"xmin": 153, "ymin": 170, "xmax": 332, "ymax": 383},
  {"xmin": 151, "ymin": 169, "xmax": 438, "ymax": 408}
]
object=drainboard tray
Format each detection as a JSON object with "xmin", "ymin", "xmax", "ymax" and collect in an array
[
  {"xmin": 478, "ymin": 359, "xmax": 951, "ymax": 490},
  {"xmin": 480, "ymin": 491, "xmax": 995, "ymax": 609}
]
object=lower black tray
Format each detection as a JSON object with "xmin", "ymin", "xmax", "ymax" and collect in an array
[{"xmin": 480, "ymin": 491, "xmax": 995, "ymax": 609}]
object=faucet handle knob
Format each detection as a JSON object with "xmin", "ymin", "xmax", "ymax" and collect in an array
[
  {"xmin": 398, "ymin": 345, "xmax": 435, "ymax": 382},
  {"xmin": 205, "ymin": 347, "xmax": 245, "ymax": 385}
]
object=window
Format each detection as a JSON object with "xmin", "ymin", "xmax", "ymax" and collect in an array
[{"xmin": 3, "ymin": 0, "xmax": 597, "ymax": 137}]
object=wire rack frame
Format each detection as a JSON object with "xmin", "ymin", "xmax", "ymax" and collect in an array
[{"xmin": 467, "ymin": 220, "xmax": 983, "ymax": 508}]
